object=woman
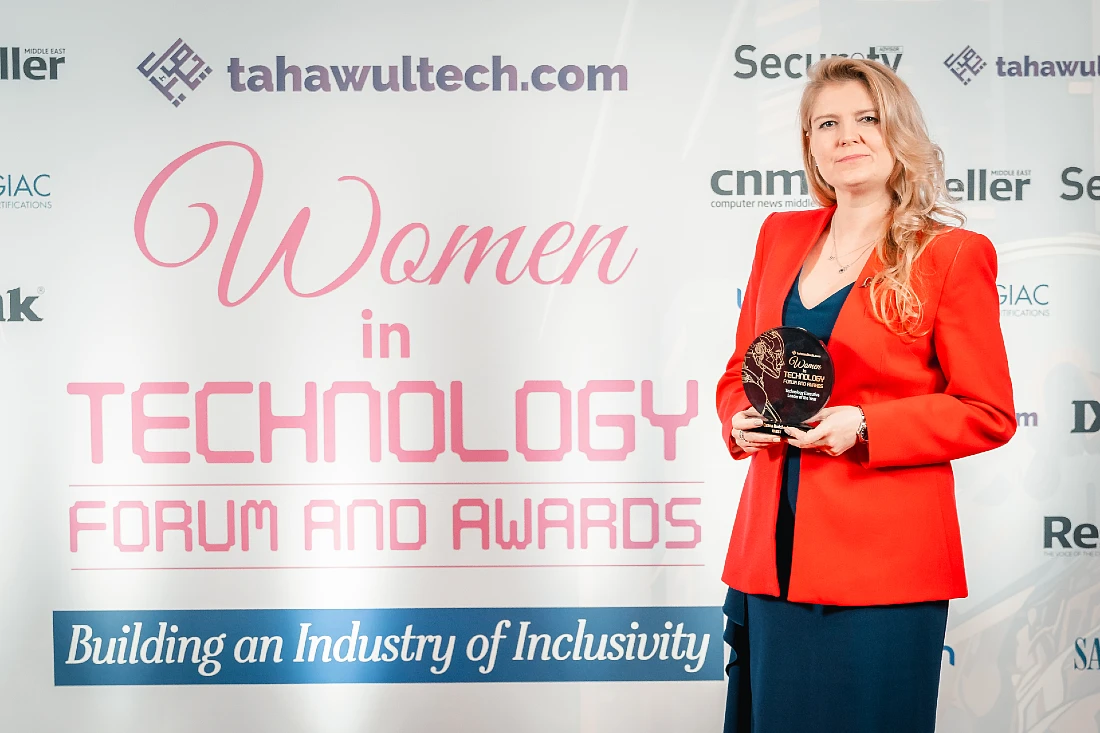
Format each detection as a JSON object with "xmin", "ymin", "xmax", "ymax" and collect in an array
[{"xmin": 715, "ymin": 57, "xmax": 1016, "ymax": 732}]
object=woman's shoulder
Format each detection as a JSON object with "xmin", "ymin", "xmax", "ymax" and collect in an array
[
  {"xmin": 759, "ymin": 207, "xmax": 833, "ymax": 236},
  {"xmin": 922, "ymin": 225, "xmax": 997, "ymax": 269},
  {"xmin": 764, "ymin": 207, "xmax": 832, "ymax": 226}
]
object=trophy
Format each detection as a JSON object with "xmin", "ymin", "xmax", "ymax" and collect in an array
[{"xmin": 741, "ymin": 327, "xmax": 834, "ymax": 436}]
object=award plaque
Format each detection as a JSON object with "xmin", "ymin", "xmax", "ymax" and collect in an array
[{"xmin": 741, "ymin": 327, "xmax": 834, "ymax": 435}]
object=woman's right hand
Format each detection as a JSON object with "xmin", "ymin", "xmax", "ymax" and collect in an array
[{"xmin": 731, "ymin": 407, "xmax": 783, "ymax": 454}]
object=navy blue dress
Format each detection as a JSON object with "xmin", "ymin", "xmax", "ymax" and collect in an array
[{"xmin": 722, "ymin": 278, "xmax": 949, "ymax": 733}]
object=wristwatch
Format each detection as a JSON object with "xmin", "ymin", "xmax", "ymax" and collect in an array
[{"xmin": 856, "ymin": 406, "xmax": 869, "ymax": 443}]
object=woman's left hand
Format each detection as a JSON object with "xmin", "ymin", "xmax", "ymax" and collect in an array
[{"xmin": 783, "ymin": 405, "xmax": 863, "ymax": 456}]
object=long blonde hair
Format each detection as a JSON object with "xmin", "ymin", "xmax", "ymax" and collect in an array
[{"xmin": 799, "ymin": 57, "xmax": 963, "ymax": 336}]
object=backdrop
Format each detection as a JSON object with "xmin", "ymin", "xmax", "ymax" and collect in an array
[{"xmin": 2, "ymin": 1, "xmax": 1099, "ymax": 731}]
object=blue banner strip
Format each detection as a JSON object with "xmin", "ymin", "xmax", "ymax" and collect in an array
[{"xmin": 53, "ymin": 606, "xmax": 723, "ymax": 685}]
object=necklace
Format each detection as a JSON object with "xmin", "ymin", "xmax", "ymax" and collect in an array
[{"xmin": 828, "ymin": 224, "xmax": 879, "ymax": 273}]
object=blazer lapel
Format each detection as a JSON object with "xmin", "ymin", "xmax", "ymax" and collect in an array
[
  {"xmin": 758, "ymin": 206, "xmax": 835, "ymax": 329},
  {"xmin": 826, "ymin": 229, "xmax": 887, "ymax": 401},
  {"xmin": 832, "ymin": 247, "xmax": 880, "ymax": 337}
]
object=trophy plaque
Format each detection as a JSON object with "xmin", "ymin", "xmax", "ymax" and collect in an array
[{"xmin": 741, "ymin": 327, "xmax": 834, "ymax": 436}]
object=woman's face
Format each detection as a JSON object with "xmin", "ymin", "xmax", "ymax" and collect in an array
[{"xmin": 807, "ymin": 80, "xmax": 895, "ymax": 196}]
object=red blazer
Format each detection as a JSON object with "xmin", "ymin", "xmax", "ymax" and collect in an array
[{"xmin": 717, "ymin": 207, "xmax": 1016, "ymax": 606}]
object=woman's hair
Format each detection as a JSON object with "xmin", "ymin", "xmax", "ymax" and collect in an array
[{"xmin": 799, "ymin": 57, "xmax": 963, "ymax": 336}]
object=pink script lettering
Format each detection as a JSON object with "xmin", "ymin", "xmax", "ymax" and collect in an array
[{"xmin": 134, "ymin": 141, "xmax": 637, "ymax": 306}]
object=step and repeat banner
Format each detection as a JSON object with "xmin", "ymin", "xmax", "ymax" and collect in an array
[{"xmin": 1, "ymin": 0, "xmax": 1098, "ymax": 731}]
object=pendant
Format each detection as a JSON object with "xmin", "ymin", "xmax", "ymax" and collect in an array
[{"xmin": 837, "ymin": 264, "xmax": 850, "ymax": 273}]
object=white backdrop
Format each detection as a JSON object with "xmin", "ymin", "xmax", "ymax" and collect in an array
[{"xmin": 1, "ymin": 1, "xmax": 1099, "ymax": 730}]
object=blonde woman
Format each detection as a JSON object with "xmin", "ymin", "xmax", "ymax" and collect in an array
[{"xmin": 716, "ymin": 57, "xmax": 1016, "ymax": 732}]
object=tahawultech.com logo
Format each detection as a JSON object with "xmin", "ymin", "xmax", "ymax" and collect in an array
[
  {"xmin": 138, "ymin": 38, "xmax": 213, "ymax": 107},
  {"xmin": 948, "ymin": 44, "xmax": 1100, "ymax": 84},
  {"xmin": 996, "ymin": 54, "xmax": 1099, "ymax": 77},
  {"xmin": 944, "ymin": 45, "xmax": 987, "ymax": 85}
]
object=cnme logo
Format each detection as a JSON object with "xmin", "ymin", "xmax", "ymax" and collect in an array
[{"xmin": 711, "ymin": 169, "xmax": 808, "ymax": 197}]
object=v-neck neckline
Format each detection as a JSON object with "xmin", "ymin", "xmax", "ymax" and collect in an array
[
  {"xmin": 786, "ymin": 207, "xmax": 879, "ymax": 311},
  {"xmin": 793, "ymin": 275, "xmax": 855, "ymax": 311}
]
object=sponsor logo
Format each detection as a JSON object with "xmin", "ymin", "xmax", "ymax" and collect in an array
[
  {"xmin": 998, "ymin": 283, "xmax": 1048, "ymax": 317},
  {"xmin": 996, "ymin": 55, "xmax": 1099, "ymax": 78},
  {"xmin": 1072, "ymin": 401, "xmax": 1100, "ymax": 434},
  {"xmin": 1074, "ymin": 638, "xmax": 1100, "ymax": 670},
  {"xmin": 947, "ymin": 169, "xmax": 1031, "ymax": 202},
  {"xmin": 0, "ymin": 47, "xmax": 65, "ymax": 81},
  {"xmin": 1060, "ymin": 167, "xmax": 1100, "ymax": 201},
  {"xmin": 944, "ymin": 45, "xmax": 988, "ymax": 85},
  {"xmin": 733, "ymin": 45, "xmax": 902, "ymax": 79},
  {"xmin": 1044, "ymin": 516, "xmax": 1100, "ymax": 555},
  {"xmin": 0, "ymin": 287, "xmax": 43, "ymax": 322},
  {"xmin": 227, "ymin": 56, "xmax": 627, "ymax": 93},
  {"xmin": 1016, "ymin": 411, "xmax": 1038, "ymax": 427},
  {"xmin": 709, "ymin": 168, "xmax": 814, "ymax": 211},
  {"xmin": 709, "ymin": 166, "xmax": 1029, "ymax": 211},
  {"xmin": 946, "ymin": 46, "xmax": 1099, "ymax": 83},
  {"xmin": 0, "ymin": 173, "xmax": 52, "ymax": 211},
  {"xmin": 138, "ymin": 38, "xmax": 213, "ymax": 107}
]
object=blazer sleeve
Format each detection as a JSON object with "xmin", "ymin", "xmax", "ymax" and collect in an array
[
  {"xmin": 716, "ymin": 213, "xmax": 774, "ymax": 459},
  {"xmin": 860, "ymin": 232, "xmax": 1017, "ymax": 468}
]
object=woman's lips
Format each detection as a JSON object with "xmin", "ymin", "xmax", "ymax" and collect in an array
[{"xmin": 836, "ymin": 154, "xmax": 868, "ymax": 163}]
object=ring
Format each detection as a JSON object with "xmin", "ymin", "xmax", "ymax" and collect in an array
[{"xmin": 738, "ymin": 429, "xmax": 745, "ymax": 442}]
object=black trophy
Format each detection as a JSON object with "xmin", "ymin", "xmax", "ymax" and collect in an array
[{"xmin": 741, "ymin": 326, "xmax": 834, "ymax": 436}]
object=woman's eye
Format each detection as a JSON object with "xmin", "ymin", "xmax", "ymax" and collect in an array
[
  {"xmin": 860, "ymin": 116, "xmax": 879, "ymax": 123},
  {"xmin": 818, "ymin": 120, "xmax": 835, "ymax": 129}
]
